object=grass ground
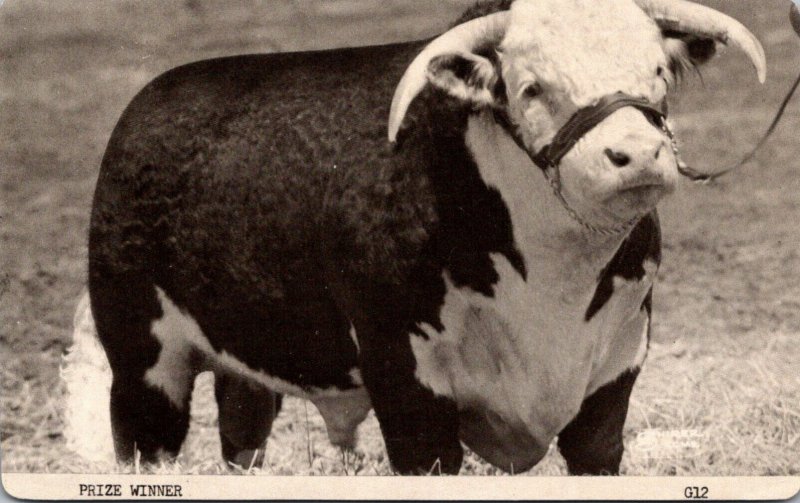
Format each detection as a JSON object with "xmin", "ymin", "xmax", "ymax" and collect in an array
[{"xmin": 1, "ymin": 0, "xmax": 798, "ymax": 476}]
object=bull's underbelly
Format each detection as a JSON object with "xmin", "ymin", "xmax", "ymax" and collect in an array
[
  {"xmin": 144, "ymin": 287, "xmax": 371, "ymax": 448},
  {"xmin": 409, "ymin": 254, "xmax": 654, "ymax": 471}
]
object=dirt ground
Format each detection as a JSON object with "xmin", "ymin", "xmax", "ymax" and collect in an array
[{"xmin": 1, "ymin": 0, "xmax": 798, "ymax": 475}]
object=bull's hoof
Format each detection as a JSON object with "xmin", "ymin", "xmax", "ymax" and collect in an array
[
  {"xmin": 326, "ymin": 428, "xmax": 357, "ymax": 450},
  {"xmin": 223, "ymin": 447, "xmax": 265, "ymax": 471},
  {"xmin": 386, "ymin": 440, "xmax": 463, "ymax": 475}
]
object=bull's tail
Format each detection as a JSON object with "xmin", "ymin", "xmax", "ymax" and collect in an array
[{"xmin": 60, "ymin": 291, "xmax": 115, "ymax": 464}]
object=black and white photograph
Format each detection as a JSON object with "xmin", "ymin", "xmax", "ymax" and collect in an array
[{"xmin": 1, "ymin": 0, "xmax": 799, "ymax": 499}]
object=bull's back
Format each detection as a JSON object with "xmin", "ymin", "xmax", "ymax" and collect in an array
[{"xmin": 92, "ymin": 42, "xmax": 421, "ymax": 248}]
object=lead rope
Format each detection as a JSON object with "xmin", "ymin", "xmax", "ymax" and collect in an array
[
  {"xmin": 675, "ymin": 69, "xmax": 800, "ymax": 183},
  {"xmin": 544, "ymin": 67, "xmax": 800, "ymax": 231}
]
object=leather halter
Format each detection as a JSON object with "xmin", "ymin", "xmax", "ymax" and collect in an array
[{"xmin": 493, "ymin": 92, "xmax": 672, "ymax": 236}]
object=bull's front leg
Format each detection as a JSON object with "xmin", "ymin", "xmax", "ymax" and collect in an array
[
  {"xmin": 557, "ymin": 367, "xmax": 640, "ymax": 475},
  {"xmin": 358, "ymin": 324, "xmax": 462, "ymax": 475},
  {"xmin": 559, "ymin": 289, "xmax": 652, "ymax": 475}
]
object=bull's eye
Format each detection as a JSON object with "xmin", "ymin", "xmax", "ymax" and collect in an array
[{"xmin": 521, "ymin": 82, "xmax": 542, "ymax": 100}]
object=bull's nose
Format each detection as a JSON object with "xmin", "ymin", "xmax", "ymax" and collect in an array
[{"xmin": 604, "ymin": 139, "xmax": 666, "ymax": 168}]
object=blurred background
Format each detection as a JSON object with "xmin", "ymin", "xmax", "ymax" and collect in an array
[{"xmin": 1, "ymin": 0, "xmax": 798, "ymax": 475}]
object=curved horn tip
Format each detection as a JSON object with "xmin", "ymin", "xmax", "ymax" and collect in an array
[
  {"xmin": 743, "ymin": 32, "xmax": 767, "ymax": 84},
  {"xmin": 388, "ymin": 125, "xmax": 396, "ymax": 142},
  {"xmin": 740, "ymin": 27, "xmax": 768, "ymax": 84},
  {"xmin": 756, "ymin": 51, "xmax": 767, "ymax": 84}
]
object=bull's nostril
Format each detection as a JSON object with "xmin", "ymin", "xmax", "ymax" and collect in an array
[
  {"xmin": 604, "ymin": 148, "xmax": 631, "ymax": 168},
  {"xmin": 654, "ymin": 141, "xmax": 665, "ymax": 160}
]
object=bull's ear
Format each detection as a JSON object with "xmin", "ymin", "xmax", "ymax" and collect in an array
[
  {"xmin": 426, "ymin": 52, "xmax": 500, "ymax": 108},
  {"xmin": 662, "ymin": 31, "xmax": 717, "ymax": 77}
]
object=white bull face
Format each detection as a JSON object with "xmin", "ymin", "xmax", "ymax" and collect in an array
[
  {"xmin": 496, "ymin": 0, "xmax": 678, "ymax": 226},
  {"xmin": 390, "ymin": 0, "xmax": 766, "ymax": 232}
]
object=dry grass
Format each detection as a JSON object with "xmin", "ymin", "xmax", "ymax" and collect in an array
[{"xmin": 1, "ymin": 0, "xmax": 799, "ymax": 476}]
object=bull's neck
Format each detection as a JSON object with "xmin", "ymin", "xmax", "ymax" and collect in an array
[{"xmin": 464, "ymin": 111, "xmax": 629, "ymax": 293}]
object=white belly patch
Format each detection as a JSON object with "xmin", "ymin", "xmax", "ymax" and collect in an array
[{"xmin": 144, "ymin": 288, "xmax": 367, "ymax": 420}]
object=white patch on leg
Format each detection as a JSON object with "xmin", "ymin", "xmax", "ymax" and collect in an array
[
  {"xmin": 145, "ymin": 292, "xmax": 198, "ymax": 409},
  {"xmin": 348, "ymin": 367, "xmax": 363, "ymax": 386},
  {"xmin": 630, "ymin": 315, "xmax": 649, "ymax": 369},
  {"xmin": 61, "ymin": 292, "xmax": 115, "ymax": 464},
  {"xmin": 348, "ymin": 323, "xmax": 360, "ymax": 353},
  {"xmin": 408, "ymin": 327, "xmax": 454, "ymax": 399}
]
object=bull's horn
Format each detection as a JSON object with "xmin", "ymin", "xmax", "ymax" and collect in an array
[
  {"xmin": 388, "ymin": 11, "xmax": 509, "ymax": 142},
  {"xmin": 636, "ymin": 0, "xmax": 766, "ymax": 83}
]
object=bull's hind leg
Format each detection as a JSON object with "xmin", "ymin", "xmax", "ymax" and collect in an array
[
  {"xmin": 90, "ymin": 278, "xmax": 198, "ymax": 464},
  {"xmin": 214, "ymin": 371, "xmax": 282, "ymax": 468},
  {"xmin": 109, "ymin": 371, "xmax": 196, "ymax": 464}
]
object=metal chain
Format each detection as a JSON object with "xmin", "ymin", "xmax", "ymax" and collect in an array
[
  {"xmin": 661, "ymin": 120, "xmax": 693, "ymax": 183},
  {"xmin": 542, "ymin": 163, "xmax": 639, "ymax": 237}
]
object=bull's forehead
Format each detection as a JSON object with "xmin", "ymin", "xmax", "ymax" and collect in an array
[{"xmin": 501, "ymin": 0, "xmax": 667, "ymax": 106}]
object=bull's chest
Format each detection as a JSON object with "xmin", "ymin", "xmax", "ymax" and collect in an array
[{"xmin": 409, "ymin": 252, "xmax": 655, "ymax": 471}]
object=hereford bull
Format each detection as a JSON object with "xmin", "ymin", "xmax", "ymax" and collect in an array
[{"xmin": 73, "ymin": 0, "xmax": 765, "ymax": 474}]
